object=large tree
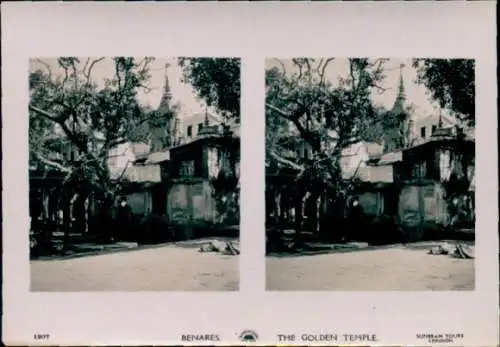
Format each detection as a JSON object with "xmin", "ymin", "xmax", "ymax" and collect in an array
[
  {"xmin": 265, "ymin": 58, "xmax": 390, "ymax": 238},
  {"xmin": 266, "ymin": 58, "xmax": 388, "ymax": 186},
  {"xmin": 29, "ymin": 57, "xmax": 160, "ymax": 241},
  {"xmin": 178, "ymin": 58, "xmax": 240, "ymax": 122},
  {"xmin": 412, "ymin": 59, "xmax": 475, "ymax": 126}
]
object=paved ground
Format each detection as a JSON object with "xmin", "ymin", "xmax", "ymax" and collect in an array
[
  {"xmin": 266, "ymin": 245, "xmax": 474, "ymax": 291},
  {"xmin": 31, "ymin": 242, "xmax": 239, "ymax": 292}
]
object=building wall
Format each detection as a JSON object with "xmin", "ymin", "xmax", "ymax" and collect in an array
[
  {"xmin": 180, "ymin": 112, "xmax": 220, "ymax": 141},
  {"xmin": 398, "ymin": 182, "xmax": 450, "ymax": 229},
  {"xmin": 126, "ymin": 191, "xmax": 152, "ymax": 216},
  {"xmin": 439, "ymin": 148, "xmax": 474, "ymax": 183},
  {"xmin": 193, "ymin": 181, "xmax": 215, "ymax": 221},
  {"xmin": 358, "ymin": 191, "xmax": 380, "ymax": 216},
  {"xmin": 398, "ymin": 185, "xmax": 423, "ymax": 240},
  {"xmin": 165, "ymin": 136, "xmax": 240, "ymax": 229},
  {"xmin": 410, "ymin": 114, "xmax": 456, "ymax": 145},
  {"xmin": 430, "ymin": 183, "xmax": 449, "ymax": 225},
  {"xmin": 108, "ymin": 143, "xmax": 137, "ymax": 178},
  {"xmin": 166, "ymin": 180, "xmax": 217, "ymax": 225},
  {"xmin": 339, "ymin": 142, "xmax": 392, "ymax": 182},
  {"xmin": 207, "ymin": 147, "xmax": 220, "ymax": 178},
  {"xmin": 123, "ymin": 164, "xmax": 162, "ymax": 183},
  {"xmin": 340, "ymin": 142, "xmax": 382, "ymax": 179},
  {"xmin": 399, "ymin": 185, "xmax": 421, "ymax": 227},
  {"xmin": 206, "ymin": 145, "xmax": 239, "ymax": 179},
  {"xmin": 368, "ymin": 164, "xmax": 394, "ymax": 183},
  {"xmin": 167, "ymin": 184, "xmax": 187, "ymax": 223},
  {"xmin": 166, "ymin": 177, "xmax": 240, "ymax": 227}
]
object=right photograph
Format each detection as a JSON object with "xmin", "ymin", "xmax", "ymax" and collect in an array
[{"xmin": 265, "ymin": 57, "xmax": 476, "ymax": 291}]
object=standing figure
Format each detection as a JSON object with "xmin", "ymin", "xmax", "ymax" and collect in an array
[
  {"xmin": 29, "ymin": 189, "xmax": 43, "ymax": 232},
  {"xmin": 116, "ymin": 197, "xmax": 133, "ymax": 241},
  {"xmin": 346, "ymin": 197, "xmax": 366, "ymax": 241}
]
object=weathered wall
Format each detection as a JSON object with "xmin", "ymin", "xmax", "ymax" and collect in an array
[
  {"xmin": 367, "ymin": 164, "xmax": 394, "ymax": 183},
  {"xmin": 179, "ymin": 112, "xmax": 221, "ymax": 141},
  {"xmin": 358, "ymin": 192, "xmax": 379, "ymax": 216},
  {"xmin": 422, "ymin": 184, "xmax": 437, "ymax": 222},
  {"xmin": 410, "ymin": 114, "xmax": 456, "ymax": 145},
  {"xmin": 398, "ymin": 185, "xmax": 421, "ymax": 227},
  {"xmin": 167, "ymin": 184, "xmax": 190, "ymax": 224},
  {"xmin": 433, "ymin": 183, "xmax": 449, "ymax": 225},
  {"xmin": 192, "ymin": 181, "xmax": 216, "ymax": 221},
  {"xmin": 206, "ymin": 147, "xmax": 220, "ymax": 178},
  {"xmin": 167, "ymin": 180, "xmax": 218, "ymax": 225},
  {"xmin": 398, "ymin": 182, "xmax": 450, "ymax": 228},
  {"xmin": 166, "ymin": 179, "xmax": 239, "ymax": 227},
  {"xmin": 126, "ymin": 191, "xmax": 152, "ymax": 215}
]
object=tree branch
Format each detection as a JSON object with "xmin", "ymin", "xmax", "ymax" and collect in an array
[
  {"xmin": 29, "ymin": 104, "xmax": 107, "ymax": 185},
  {"xmin": 273, "ymin": 58, "xmax": 287, "ymax": 75},
  {"xmin": 33, "ymin": 58, "xmax": 53, "ymax": 80},
  {"xmin": 84, "ymin": 57, "xmax": 105, "ymax": 82},
  {"xmin": 303, "ymin": 59, "xmax": 312, "ymax": 84},
  {"xmin": 266, "ymin": 102, "xmax": 291, "ymax": 119},
  {"xmin": 115, "ymin": 159, "xmax": 131, "ymax": 182},
  {"xmin": 266, "ymin": 102, "xmax": 318, "ymax": 153},
  {"xmin": 349, "ymin": 59, "xmax": 357, "ymax": 92},
  {"xmin": 29, "ymin": 105, "xmax": 61, "ymax": 122},
  {"xmin": 33, "ymin": 151, "xmax": 72, "ymax": 173},
  {"xmin": 348, "ymin": 157, "xmax": 363, "ymax": 182},
  {"xmin": 268, "ymin": 148, "xmax": 304, "ymax": 172},
  {"xmin": 319, "ymin": 58, "xmax": 335, "ymax": 85}
]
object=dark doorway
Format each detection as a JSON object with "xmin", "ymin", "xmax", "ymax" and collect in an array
[
  {"xmin": 151, "ymin": 185, "xmax": 166, "ymax": 215},
  {"xmin": 383, "ymin": 185, "xmax": 400, "ymax": 217}
]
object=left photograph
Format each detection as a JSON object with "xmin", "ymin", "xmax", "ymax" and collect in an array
[{"xmin": 29, "ymin": 57, "xmax": 241, "ymax": 291}]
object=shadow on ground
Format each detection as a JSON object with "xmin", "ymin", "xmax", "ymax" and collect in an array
[
  {"xmin": 266, "ymin": 242, "xmax": 399, "ymax": 258},
  {"xmin": 267, "ymin": 240, "xmax": 476, "ymax": 258},
  {"xmin": 403, "ymin": 240, "xmax": 475, "ymax": 250},
  {"xmin": 173, "ymin": 237, "xmax": 239, "ymax": 249}
]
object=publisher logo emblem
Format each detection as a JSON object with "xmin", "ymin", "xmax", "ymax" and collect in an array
[{"xmin": 239, "ymin": 330, "xmax": 258, "ymax": 342}]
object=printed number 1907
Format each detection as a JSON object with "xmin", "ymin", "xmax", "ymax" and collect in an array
[{"xmin": 34, "ymin": 333, "xmax": 50, "ymax": 340}]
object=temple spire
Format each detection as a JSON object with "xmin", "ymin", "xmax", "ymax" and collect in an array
[
  {"xmin": 158, "ymin": 63, "xmax": 172, "ymax": 111},
  {"xmin": 396, "ymin": 64, "xmax": 406, "ymax": 102},
  {"xmin": 164, "ymin": 63, "xmax": 171, "ymax": 94},
  {"xmin": 204, "ymin": 106, "xmax": 210, "ymax": 126},
  {"xmin": 391, "ymin": 63, "xmax": 407, "ymax": 115},
  {"xmin": 384, "ymin": 63, "xmax": 409, "ymax": 153}
]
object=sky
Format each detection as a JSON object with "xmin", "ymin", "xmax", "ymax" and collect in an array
[
  {"xmin": 265, "ymin": 58, "xmax": 444, "ymax": 121},
  {"xmin": 30, "ymin": 57, "xmax": 444, "ymax": 123},
  {"xmin": 29, "ymin": 57, "xmax": 208, "ymax": 118}
]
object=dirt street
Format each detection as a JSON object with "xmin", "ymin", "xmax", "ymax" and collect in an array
[
  {"xmin": 31, "ymin": 244, "xmax": 239, "ymax": 291},
  {"xmin": 266, "ymin": 246, "xmax": 474, "ymax": 291}
]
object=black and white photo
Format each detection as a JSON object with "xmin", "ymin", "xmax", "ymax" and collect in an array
[
  {"xmin": 265, "ymin": 58, "xmax": 475, "ymax": 291},
  {"xmin": 2, "ymin": 2, "xmax": 497, "ymax": 346},
  {"xmin": 29, "ymin": 57, "xmax": 241, "ymax": 291}
]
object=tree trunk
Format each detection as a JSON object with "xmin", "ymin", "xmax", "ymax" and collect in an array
[
  {"xmin": 62, "ymin": 191, "xmax": 71, "ymax": 249},
  {"xmin": 274, "ymin": 191, "xmax": 281, "ymax": 226},
  {"xmin": 293, "ymin": 190, "xmax": 306, "ymax": 245},
  {"xmin": 98, "ymin": 197, "xmax": 116, "ymax": 244}
]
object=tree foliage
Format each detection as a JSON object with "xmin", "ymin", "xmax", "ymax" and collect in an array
[
  {"xmin": 266, "ymin": 58, "xmax": 390, "ymax": 195},
  {"xmin": 209, "ymin": 139, "xmax": 240, "ymax": 225},
  {"xmin": 179, "ymin": 58, "xmax": 240, "ymax": 122},
  {"xmin": 29, "ymin": 57, "xmax": 157, "ymax": 199},
  {"xmin": 137, "ymin": 102, "xmax": 181, "ymax": 151},
  {"xmin": 378, "ymin": 105, "xmax": 416, "ymax": 152},
  {"xmin": 413, "ymin": 59, "xmax": 475, "ymax": 126}
]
